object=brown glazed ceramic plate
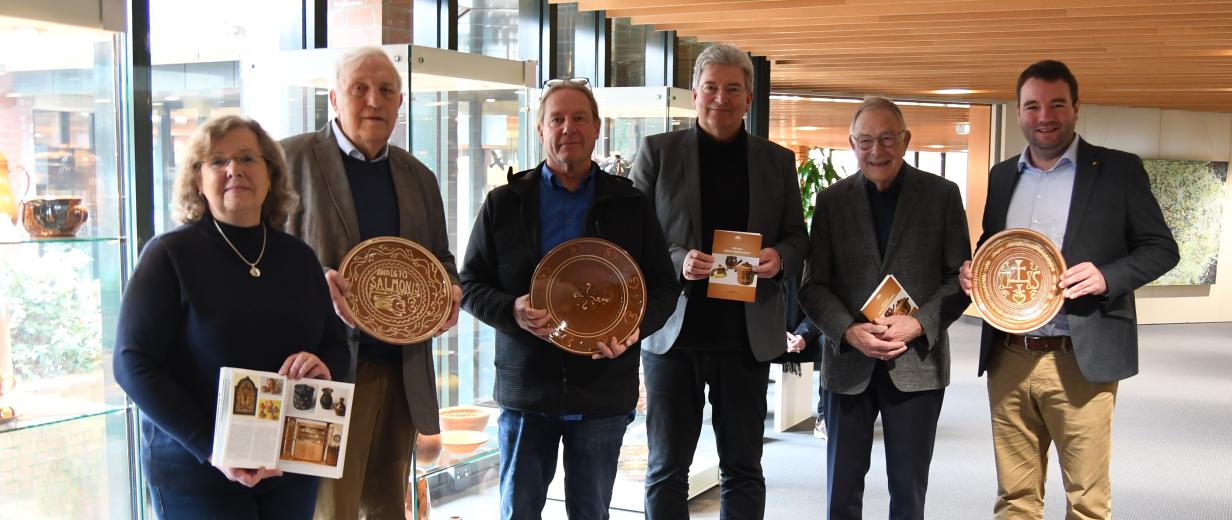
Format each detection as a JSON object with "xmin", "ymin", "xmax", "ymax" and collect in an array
[
  {"xmin": 530, "ymin": 237, "xmax": 646, "ymax": 356},
  {"xmin": 339, "ymin": 237, "xmax": 452, "ymax": 345},
  {"xmin": 971, "ymin": 228, "xmax": 1068, "ymax": 334}
]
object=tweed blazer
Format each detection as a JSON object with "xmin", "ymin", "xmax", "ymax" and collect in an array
[
  {"xmin": 280, "ymin": 123, "xmax": 460, "ymax": 435},
  {"xmin": 799, "ymin": 165, "xmax": 971, "ymax": 394},
  {"xmin": 630, "ymin": 126, "xmax": 810, "ymax": 362},
  {"xmin": 976, "ymin": 138, "xmax": 1178, "ymax": 384}
]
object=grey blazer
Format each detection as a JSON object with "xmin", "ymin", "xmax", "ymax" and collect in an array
[
  {"xmin": 977, "ymin": 138, "xmax": 1178, "ymax": 384},
  {"xmin": 630, "ymin": 127, "xmax": 810, "ymax": 362},
  {"xmin": 280, "ymin": 123, "xmax": 459, "ymax": 436},
  {"xmin": 799, "ymin": 166, "xmax": 971, "ymax": 394}
]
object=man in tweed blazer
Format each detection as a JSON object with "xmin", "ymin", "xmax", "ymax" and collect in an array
[
  {"xmin": 800, "ymin": 97, "xmax": 970, "ymax": 520},
  {"xmin": 281, "ymin": 47, "xmax": 461, "ymax": 520}
]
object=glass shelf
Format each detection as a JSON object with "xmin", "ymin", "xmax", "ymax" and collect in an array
[
  {"xmin": 417, "ymin": 442, "xmax": 498, "ymax": 479},
  {"xmin": 0, "ymin": 235, "xmax": 125, "ymax": 245},
  {"xmin": 0, "ymin": 400, "xmax": 124, "ymax": 435}
]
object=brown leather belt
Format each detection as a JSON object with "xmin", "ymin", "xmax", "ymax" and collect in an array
[{"xmin": 1006, "ymin": 334, "xmax": 1071, "ymax": 352}]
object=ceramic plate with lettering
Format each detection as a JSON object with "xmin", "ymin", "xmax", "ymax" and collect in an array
[
  {"xmin": 971, "ymin": 228, "xmax": 1067, "ymax": 334},
  {"xmin": 530, "ymin": 237, "xmax": 645, "ymax": 356},
  {"xmin": 339, "ymin": 237, "xmax": 452, "ymax": 345}
]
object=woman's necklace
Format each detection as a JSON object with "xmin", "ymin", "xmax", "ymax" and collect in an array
[{"xmin": 212, "ymin": 218, "xmax": 266, "ymax": 278}]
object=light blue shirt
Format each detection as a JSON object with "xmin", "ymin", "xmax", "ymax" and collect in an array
[
  {"xmin": 1006, "ymin": 135, "xmax": 1081, "ymax": 336},
  {"xmin": 331, "ymin": 119, "xmax": 390, "ymax": 162},
  {"xmin": 538, "ymin": 163, "xmax": 596, "ymax": 256}
]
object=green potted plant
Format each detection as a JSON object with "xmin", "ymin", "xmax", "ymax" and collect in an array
[{"xmin": 798, "ymin": 147, "xmax": 842, "ymax": 222}]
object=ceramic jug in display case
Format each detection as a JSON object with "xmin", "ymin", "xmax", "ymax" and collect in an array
[{"xmin": 0, "ymin": 153, "xmax": 29, "ymax": 225}]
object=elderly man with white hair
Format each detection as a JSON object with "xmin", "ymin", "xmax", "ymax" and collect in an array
[{"xmin": 281, "ymin": 46, "xmax": 462, "ymax": 520}]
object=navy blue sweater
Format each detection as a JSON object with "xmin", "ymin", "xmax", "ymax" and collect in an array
[{"xmin": 114, "ymin": 217, "xmax": 349, "ymax": 486}]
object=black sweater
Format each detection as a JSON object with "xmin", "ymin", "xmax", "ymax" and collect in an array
[
  {"xmin": 113, "ymin": 218, "xmax": 349, "ymax": 484},
  {"xmin": 460, "ymin": 163, "xmax": 680, "ymax": 415}
]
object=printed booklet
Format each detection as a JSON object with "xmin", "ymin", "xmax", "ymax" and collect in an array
[
  {"xmin": 211, "ymin": 367, "xmax": 354, "ymax": 479},
  {"xmin": 860, "ymin": 274, "xmax": 919, "ymax": 322},
  {"xmin": 707, "ymin": 230, "xmax": 762, "ymax": 302}
]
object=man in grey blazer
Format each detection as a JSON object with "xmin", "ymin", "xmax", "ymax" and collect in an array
[
  {"xmin": 799, "ymin": 97, "xmax": 971, "ymax": 520},
  {"xmin": 630, "ymin": 43, "xmax": 809, "ymax": 519},
  {"xmin": 960, "ymin": 60, "xmax": 1178, "ymax": 519},
  {"xmin": 280, "ymin": 47, "xmax": 462, "ymax": 520}
]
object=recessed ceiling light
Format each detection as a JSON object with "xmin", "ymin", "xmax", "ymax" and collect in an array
[
  {"xmin": 797, "ymin": 125, "xmax": 819, "ymax": 131},
  {"xmin": 933, "ymin": 88, "xmax": 975, "ymax": 95},
  {"xmin": 769, "ymin": 95, "xmax": 860, "ymax": 103},
  {"xmin": 927, "ymin": 144, "xmax": 946, "ymax": 149}
]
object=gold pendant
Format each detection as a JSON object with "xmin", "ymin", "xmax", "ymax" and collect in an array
[{"xmin": 250, "ymin": 266, "xmax": 261, "ymax": 278}]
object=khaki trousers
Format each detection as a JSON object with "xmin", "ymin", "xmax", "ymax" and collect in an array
[
  {"xmin": 315, "ymin": 360, "xmax": 416, "ymax": 520},
  {"xmin": 987, "ymin": 340, "xmax": 1118, "ymax": 520}
]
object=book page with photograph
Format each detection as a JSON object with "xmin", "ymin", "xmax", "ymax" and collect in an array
[
  {"xmin": 277, "ymin": 378, "xmax": 353, "ymax": 478},
  {"xmin": 211, "ymin": 368, "xmax": 286, "ymax": 471},
  {"xmin": 211, "ymin": 367, "xmax": 354, "ymax": 479},
  {"xmin": 860, "ymin": 274, "xmax": 919, "ymax": 323},
  {"xmin": 708, "ymin": 230, "xmax": 762, "ymax": 302}
]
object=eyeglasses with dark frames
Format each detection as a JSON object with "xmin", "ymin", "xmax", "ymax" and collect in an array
[{"xmin": 852, "ymin": 130, "xmax": 908, "ymax": 150}]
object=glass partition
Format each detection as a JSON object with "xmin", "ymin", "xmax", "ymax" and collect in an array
[
  {"xmin": 0, "ymin": 15, "xmax": 133, "ymax": 519},
  {"xmin": 589, "ymin": 86, "xmax": 695, "ymax": 176},
  {"xmin": 457, "ymin": 0, "xmax": 520, "ymax": 60},
  {"xmin": 147, "ymin": 0, "xmax": 302, "ymax": 233}
]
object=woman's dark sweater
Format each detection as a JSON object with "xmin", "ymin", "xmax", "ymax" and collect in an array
[{"xmin": 113, "ymin": 217, "xmax": 349, "ymax": 486}]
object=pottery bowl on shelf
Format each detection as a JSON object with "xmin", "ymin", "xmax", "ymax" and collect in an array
[
  {"xmin": 20, "ymin": 196, "xmax": 88, "ymax": 238},
  {"xmin": 438, "ymin": 405, "xmax": 493, "ymax": 432},
  {"xmin": 440, "ymin": 430, "xmax": 489, "ymax": 456}
]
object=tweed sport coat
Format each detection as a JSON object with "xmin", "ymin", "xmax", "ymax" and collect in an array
[
  {"xmin": 799, "ymin": 165, "xmax": 971, "ymax": 394},
  {"xmin": 281, "ymin": 123, "xmax": 460, "ymax": 435}
]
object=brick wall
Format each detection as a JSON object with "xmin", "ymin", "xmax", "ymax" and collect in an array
[
  {"xmin": 0, "ymin": 414, "xmax": 115, "ymax": 519},
  {"xmin": 329, "ymin": 0, "xmax": 413, "ymax": 47}
]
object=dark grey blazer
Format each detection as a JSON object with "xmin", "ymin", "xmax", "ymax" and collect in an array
[
  {"xmin": 280, "ymin": 123, "xmax": 460, "ymax": 435},
  {"xmin": 977, "ymin": 138, "xmax": 1178, "ymax": 384},
  {"xmin": 630, "ymin": 126, "xmax": 810, "ymax": 362},
  {"xmin": 799, "ymin": 166, "xmax": 971, "ymax": 394}
]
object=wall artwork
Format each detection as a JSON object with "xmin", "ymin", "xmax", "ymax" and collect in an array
[{"xmin": 1143, "ymin": 159, "xmax": 1229, "ymax": 286}]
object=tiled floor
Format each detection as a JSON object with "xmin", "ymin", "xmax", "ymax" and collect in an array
[{"xmin": 423, "ymin": 318, "xmax": 1232, "ymax": 518}]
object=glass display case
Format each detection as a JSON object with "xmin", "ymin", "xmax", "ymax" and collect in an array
[
  {"xmin": 239, "ymin": 43, "xmax": 533, "ymax": 519},
  {"xmin": 0, "ymin": 14, "xmax": 134, "ymax": 519}
]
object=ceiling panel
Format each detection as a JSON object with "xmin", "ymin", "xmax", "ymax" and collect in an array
[
  {"xmin": 553, "ymin": 0, "xmax": 1232, "ymax": 112},
  {"xmin": 769, "ymin": 96, "xmax": 973, "ymax": 152}
]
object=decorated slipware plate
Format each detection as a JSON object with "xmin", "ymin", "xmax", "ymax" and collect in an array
[
  {"xmin": 970, "ymin": 228, "xmax": 1067, "ymax": 334},
  {"xmin": 339, "ymin": 237, "xmax": 452, "ymax": 345},
  {"xmin": 530, "ymin": 237, "xmax": 646, "ymax": 356}
]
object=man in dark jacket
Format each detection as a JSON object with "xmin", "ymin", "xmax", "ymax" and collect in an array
[{"xmin": 460, "ymin": 79, "xmax": 679, "ymax": 520}]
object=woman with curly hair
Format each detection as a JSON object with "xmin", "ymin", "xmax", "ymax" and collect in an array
[{"xmin": 114, "ymin": 115, "xmax": 349, "ymax": 519}]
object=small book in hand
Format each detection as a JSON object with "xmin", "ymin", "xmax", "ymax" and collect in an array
[
  {"xmin": 860, "ymin": 274, "xmax": 919, "ymax": 322},
  {"xmin": 707, "ymin": 230, "xmax": 762, "ymax": 302}
]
